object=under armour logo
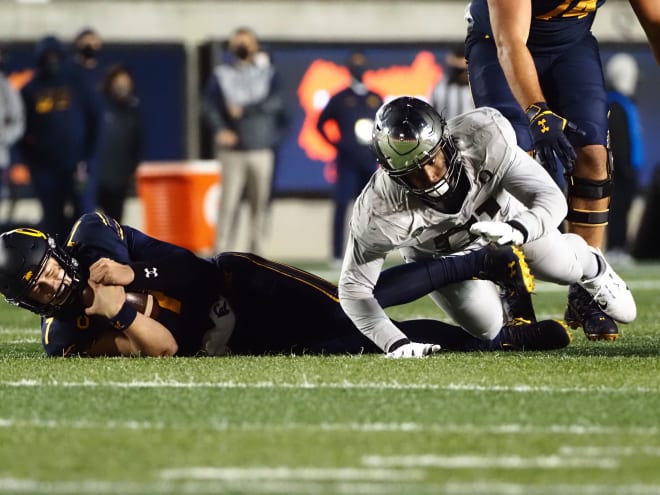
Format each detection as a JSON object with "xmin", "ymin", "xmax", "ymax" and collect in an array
[
  {"xmin": 537, "ymin": 118, "xmax": 550, "ymax": 133},
  {"xmin": 144, "ymin": 267, "xmax": 159, "ymax": 278}
]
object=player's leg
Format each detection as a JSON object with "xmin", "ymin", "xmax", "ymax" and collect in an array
[
  {"xmin": 466, "ymin": 35, "xmax": 533, "ymax": 150},
  {"xmin": 523, "ymin": 230, "xmax": 635, "ymax": 340},
  {"xmin": 544, "ymin": 34, "xmax": 610, "ymax": 249}
]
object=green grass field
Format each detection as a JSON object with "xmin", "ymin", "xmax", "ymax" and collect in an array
[{"xmin": 1, "ymin": 262, "xmax": 660, "ymax": 495}]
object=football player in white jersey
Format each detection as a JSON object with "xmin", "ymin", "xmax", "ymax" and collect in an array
[{"xmin": 338, "ymin": 97, "xmax": 636, "ymax": 358}]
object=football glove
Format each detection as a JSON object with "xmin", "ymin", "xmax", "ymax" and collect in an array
[
  {"xmin": 470, "ymin": 221, "xmax": 525, "ymax": 246},
  {"xmin": 385, "ymin": 341, "xmax": 441, "ymax": 359},
  {"xmin": 526, "ymin": 102, "xmax": 585, "ymax": 175}
]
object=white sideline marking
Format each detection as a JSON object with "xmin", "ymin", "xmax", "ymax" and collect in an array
[
  {"xmin": 0, "ymin": 328, "xmax": 38, "ymax": 335},
  {"xmin": 560, "ymin": 445, "xmax": 660, "ymax": 457},
  {"xmin": 3, "ymin": 478, "xmax": 660, "ymax": 495},
  {"xmin": 362, "ymin": 454, "xmax": 618, "ymax": 470},
  {"xmin": 159, "ymin": 466, "xmax": 423, "ymax": 481},
  {"xmin": 1, "ymin": 379, "xmax": 659, "ymax": 394},
  {"xmin": 0, "ymin": 417, "xmax": 657, "ymax": 436}
]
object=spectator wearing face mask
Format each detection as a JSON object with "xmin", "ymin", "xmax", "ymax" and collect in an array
[
  {"xmin": 201, "ymin": 27, "xmax": 289, "ymax": 255},
  {"xmin": 95, "ymin": 65, "xmax": 143, "ymax": 223},
  {"xmin": 316, "ymin": 51, "xmax": 383, "ymax": 269},
  {"xmin": 72, "ymin": 28, "xmax": 104, "ymax": 92},
  {"xmin": 71, "ymin": 27, "xmax": 105, "ymax": 214},
  {"xmin": 18, "ymin": 35, "xmax": 102, "ymax": 239}
]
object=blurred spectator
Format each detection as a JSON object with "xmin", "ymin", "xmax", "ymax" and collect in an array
[
  {"xmin": 0, "ymin": 45, "xmax": 25, "ymax": 225},
  {"xmin": 96, "ymin": 64, "xmax": 143, "ymax": 222},
  {"xmin": 19, "ymin": 35, "xmax": 102, "ymax": 239},
  {"xmin": 316, "ymin": 51, "xmax": 382, "ymax": 268},
  {"xmin": 71, "ymin": 27, "xmax": 106, "ymax": 213},
  {"xmin": 72, "ymin": 27, "xmax": 105, "ymax": 92},
  {"xmin": 604, "ymin": 53, "xmax": 643, "ymax": 264},
  {"xmin": 430, "ymin": 44, "xmax": 474, "ymax": 119},
  {"xmin": 201, "ymin": 27, "xmax": 288, "ymax": 255}
]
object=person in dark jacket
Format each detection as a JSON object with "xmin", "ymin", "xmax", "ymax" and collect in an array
[
  {"xmin": 96, "ymin": 65, "xmax": 143, "ymax": 222},
  {"xmin": 19, "ymin": 35, "xmax": 102, "ymax": 239},
  {"xmin": 70, "ymin": 27, "xmax": 106, "ymax": 214},
  {"xmin": 316, "ymin": 51, "xmax": 383, "ymax": 267}
]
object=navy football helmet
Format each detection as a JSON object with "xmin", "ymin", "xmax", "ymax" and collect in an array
[
  {"xmin": 372, "ymin": 96, "xmax": 468, "ymax": 211},
  {"xmin": 0, "ymin": 228, "xmax": 83, "ymax": 316}
]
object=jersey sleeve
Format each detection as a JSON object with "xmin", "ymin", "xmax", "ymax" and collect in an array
[
  {"xmin": 41, "ymin": 315, "xmax": 99, "ymax": 357},
  {"xmin": 123, "ymin": 224, "xmax": 216, "ymax": 292}
]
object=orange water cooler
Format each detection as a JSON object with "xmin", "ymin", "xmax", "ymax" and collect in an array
[{"xmin": 135, "ymin": 161, "xmax": 221, "ymax": 253}]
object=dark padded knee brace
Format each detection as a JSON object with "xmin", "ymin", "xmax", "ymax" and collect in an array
[{"xmin": 565, "ymin": 175, "xmax": 613, "ymax": 226}]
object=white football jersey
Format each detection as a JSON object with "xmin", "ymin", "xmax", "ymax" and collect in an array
[{"xmin": 338, "ymin": 106, "xmax": 568, "ymax": 352}]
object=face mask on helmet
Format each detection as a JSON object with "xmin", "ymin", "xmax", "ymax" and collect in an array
[
  {"xmin": 371, "ymin": 96, "xmax": 468, "ymax": 211},
  {"xmin": 0, "ymin": 229, "xmax": 83, "ymax": 316}
]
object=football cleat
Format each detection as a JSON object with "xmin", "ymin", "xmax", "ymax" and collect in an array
[
  {"xmin": 479, "ymin": 245, "xmax": 536, "ymax": 322},
  {"xmin": 565, "ymin": 283, "xmax": 619, "ymax": 341},
  {"xmin": 494, "ymin": 318, "xmax": 572, "ymax": 351},
  {"xmin": 578, "ymin": 247, "xmax": 636, "ymax": 324}
]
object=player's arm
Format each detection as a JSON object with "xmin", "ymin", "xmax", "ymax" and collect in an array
[
  {"xmin": 630, "ymin": 0, "xmax": 660, "ymax": 65},
  {"xmin": 487, "ymin": 0, "xmax": 545, "ymax": 109},
  {"xmin": 85, "ymin": 281, "xmax": 178, "ymax": 357},
  {"xmin": 499, "ymin": 147, "xmax": 569, "ymax": 240},
  {"xmin": 338, "ymin": 234, "xmax": 410, "ymax": 353}
]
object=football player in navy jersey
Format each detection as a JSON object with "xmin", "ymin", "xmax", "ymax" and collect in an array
[
  {"xmin": 0, "ymin": 212, "xmax": 571, "ymax": 359},
  {"xmin": 464, "ymin": 0, "xmax": 660, "ymax": 340}
]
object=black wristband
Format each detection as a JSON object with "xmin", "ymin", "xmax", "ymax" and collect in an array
[
  {"xmin": 525, "ymin": 101, "xmax": 548, "ymax": 121},
  {"xmin": 506, "ymin": 220, "xmax": 529, "ymax": 243},
  {"xmin": 109, "ymin": 302, "xmax": 138, "ymax": 331},
  {"xmin": 388, "ymin": 338, "xmax": 411, "ymax": 353}
]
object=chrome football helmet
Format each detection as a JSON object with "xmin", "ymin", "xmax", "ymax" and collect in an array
[
  {"xmin": 372, "ymin": 96, "xmax": 468, "ymax": 211},
  {"xmin": 0, "ymin": 228, "xmax": 83, "ymax": 316}
]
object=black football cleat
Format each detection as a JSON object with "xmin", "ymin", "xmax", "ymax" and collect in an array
[
  {"xmin": 565, "ymin": 283, "xmax": 619, "ymax": 341},
  {"xmin": 494, "ymin": 318, "xmax": 572, "ymax": 351},
  {"xmin": 480, "ymin": 245, "xmax": 536, "ymax": 322}
]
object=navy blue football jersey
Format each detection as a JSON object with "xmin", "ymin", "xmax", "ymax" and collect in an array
[{"xmin": 468, "ymin": 0, "xmax": 607, "ymax": 53}]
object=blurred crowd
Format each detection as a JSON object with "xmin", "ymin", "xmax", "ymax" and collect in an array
[{"xmin": 0, "ymin": 28, "xmax": 143, "ymax": 240}]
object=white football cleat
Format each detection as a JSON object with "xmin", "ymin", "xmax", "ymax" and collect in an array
[{"xmin": 578, "ymin": 248, "xmax": 636, "ymax": 323}]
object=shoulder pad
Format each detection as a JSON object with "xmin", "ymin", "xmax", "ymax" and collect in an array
[{"xmin": 448, "ymin": 107, "xmax": 517, "ymax": 176}]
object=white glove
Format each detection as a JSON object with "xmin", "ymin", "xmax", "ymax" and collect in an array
[
  {"xmin": 385, "ymin": 342, "xmax": 442, "ymax": 359},
  {"xmin": 470, "ymin": 221, "xmax": 525, "ymax": 246}
]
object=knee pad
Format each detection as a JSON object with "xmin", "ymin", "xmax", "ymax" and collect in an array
[{"xmin": 566, "ymin": 175, "xmax": 613, "ymax": 226}]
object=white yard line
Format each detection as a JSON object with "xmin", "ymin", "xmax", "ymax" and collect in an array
[
  {"xmin": 362, "ymin": 454, "xmax": 618, "ymax": 469},
  {"xmin": 0, "ymin": 417, "xmax": 657, "ymax": 436},
  {"xmin": 159, "ymin": 466, "xmax": 423, "ymax": 481},
  {"xmin": 2, "ymin": 477, "xmax": 660, "ymax": 495},
  {"xmin": 0, "ymin": 378, "xmax": 658, "ymax": 394}
]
